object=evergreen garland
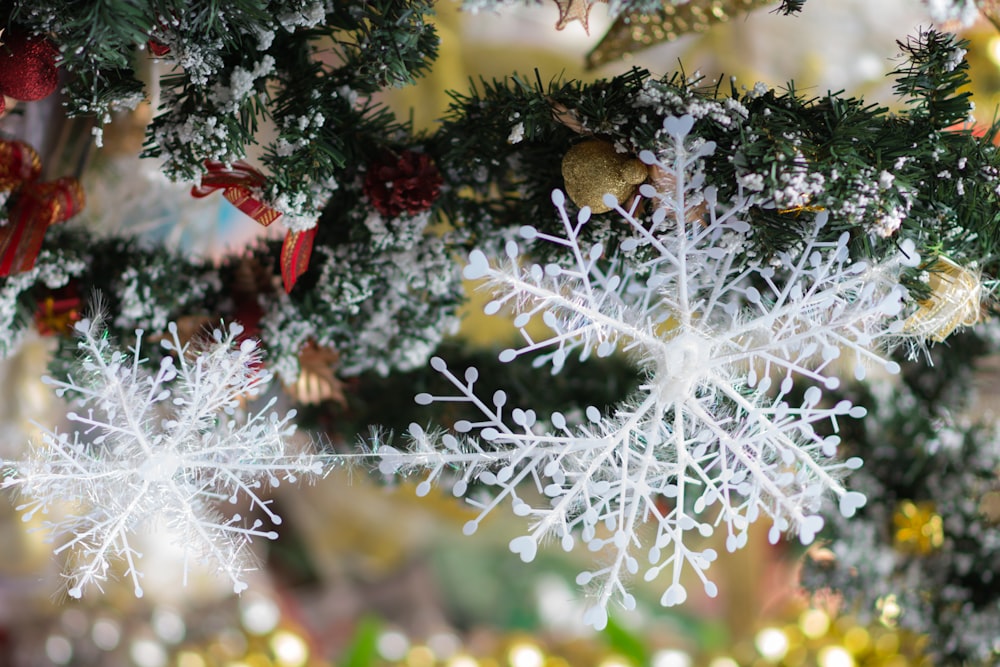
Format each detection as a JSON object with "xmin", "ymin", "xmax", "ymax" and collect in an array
[{"xmin": 1, "ymin": 1, "xmax": 997, "ymax": 385}]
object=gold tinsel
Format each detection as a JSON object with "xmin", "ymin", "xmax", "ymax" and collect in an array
[
  {"xmin": 587, "ymin": 0, "xmax": 778, "ymax": 69},
  {"xmin": 561, "ymin": 139, "xmax": 647, "ymax": 213},
  {"xmin": 903, "ymin": 257, "xmax": 982, "ymax": 343}
]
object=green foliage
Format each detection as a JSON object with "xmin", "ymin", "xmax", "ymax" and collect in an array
[{"xmin": 432, "ymin": 29, "xmax": 1000, "ymax": 283}]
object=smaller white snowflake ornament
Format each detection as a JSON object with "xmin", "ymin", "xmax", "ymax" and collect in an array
[
  {"xmin": 0, "ymin": 316, "xmax": 325, "ymax": 599},
  {"xmin": 378, "ymin": 115, "xmax": 920, "ymax": 628}
]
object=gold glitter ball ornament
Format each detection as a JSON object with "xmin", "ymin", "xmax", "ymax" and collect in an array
[
  {"xmin": 903, "ymin": 256, "xmax": 982, "ymax": 343},
  {"xmin": 893, "ymin": 500, "xmax": 945, "ymax": 556},
  {"xmin": 561, "ymin": 139, "xmax": 648, "ymax": 213}
]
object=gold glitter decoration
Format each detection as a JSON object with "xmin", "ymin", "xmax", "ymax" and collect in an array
[
  {"xmin": 893, "ymin": 500, "xmax": 944, "ymax": 556},
  {"xmin": 561, "ymin": 139, "xmax": 648, "ymax": 213},
  {"xmin": 552, "ymin": 0, "xmax": 608, "ymax": 33},
  {"xmin": 903, "ymin": 256, "xmax": 982, "ymax": 343},
  {"xmin": 587, "ymin": 0, "xmax": 777, "ymax": 69}
]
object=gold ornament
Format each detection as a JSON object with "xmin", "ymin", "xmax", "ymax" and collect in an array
[
  {"xmin": 903, "ymin": 256, "xmax": 982, "ymax": 343},
  {"xmin": 561, "ymin": 139, "xmax": 648, "ymax": 213},
  {"xmin": 552, "ymin": 0, "xmax": 608, "ymax": 33},
  {"xmin": 286, "ymin": 341, "xmax": 346, "ymax": 406},
  {"xmin": 587, "ymin": 0, "xmax": 777, "ymax": 69},
  {"xmin": 893, "ymin": 500, "xmax": 944, "ymax": 556}
]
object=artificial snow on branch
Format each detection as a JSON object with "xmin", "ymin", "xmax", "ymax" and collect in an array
[
  {"xmin": 0, "ymin": 315, "xmax": 325, "ymax": 598},
  {"xmin": 377, "ymin": 115, "xmax": 921, "ymax": 629}
]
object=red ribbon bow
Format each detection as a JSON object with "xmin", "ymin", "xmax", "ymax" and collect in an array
[
  {"xmin": 192, "ymin": 160, "xmax": 315, "ymax": 292},
  {"xmin": 0, "ymin": 139, "xmax": 84, "ymax": 276}
]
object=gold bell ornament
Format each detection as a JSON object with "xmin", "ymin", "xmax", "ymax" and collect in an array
[{"xmin": 561, "ymin": 139, "xmax": 648, "ymax": 213}]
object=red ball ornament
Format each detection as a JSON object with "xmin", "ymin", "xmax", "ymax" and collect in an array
[
  {"xmin": 363, "ymin": 150, "xmax": 443, "ymax": 219},
  {"xmin": 0, "ymin": 33, "xmax": 59, "ymax": 102}
]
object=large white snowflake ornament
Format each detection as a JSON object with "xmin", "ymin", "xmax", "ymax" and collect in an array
[
  {"xmin": 378, "ymin": 115, "xmax": 919, "ymax": 628},
  {"xmin": 1, "ymin": 316, "xmax": 324, "ymax": 598}
]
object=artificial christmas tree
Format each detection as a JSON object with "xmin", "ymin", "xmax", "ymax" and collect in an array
[{"xmin": 1, "ymin": 1, "xmax": 999, "ymax": 665}]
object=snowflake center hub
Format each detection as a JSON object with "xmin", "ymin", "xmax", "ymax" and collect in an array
[
  {"xmin": 138, "ymin": 451, "xmax": 183, "ymax": 485},
  {"xmin": 657, "ymin": 331, "xmax": 712, "ymax": 403}
]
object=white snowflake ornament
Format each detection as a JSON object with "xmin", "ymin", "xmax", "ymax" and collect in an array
[
  {"xmin": 378, "ymin": 115, "xmax": 917, "ymax": 628},
  {"xmin": 1, "ymin": 316, "xmax": 325, "ymax": 599}
]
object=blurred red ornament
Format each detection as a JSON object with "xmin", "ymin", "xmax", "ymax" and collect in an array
[
  {"xmin": 363, "ymin": 150, "xmax": 442, "ymax": 218},
  {"xmin": 0, "ymin": 32, "xmax": 59, "ymax": 103},
  {"xmin": 0, "ymin": 139, "xmax": 85, "ymax": 276},
  {"xmin": 34, "ymin": 285, "xmax": 81, "ymax": 336}
]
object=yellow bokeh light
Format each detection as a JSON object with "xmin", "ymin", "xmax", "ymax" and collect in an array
[
  {"xmin": 818, "ymin": 646, "xmax": 854, "ymax": 667},
  {"xmin": 842, "ymin": 627, "xmax": 870, "ymax": 655},
  {"xmin": 597, "ymin": 656, "xmax": 632, "ymax": 667},
  {"xmin": 508, "ymin": 642, "xmax": 545, "ymax": 667},
  {"xmin": 754, "ymin": 628, "xmax": 789, "ymax": 661},
  {"xmin": 407, "ymin": 645, "xmax": 436, "ymax": 667},
  {"xmin": 708, "ymin": 657, "xmax": 740, "ymax": 667},
  {"xmin": 877, "ymin": 594, "xmax": 902, "ymax": 627},
  {"xmin": 652, "ymin": 649, "xmax": 693, "ymax": 667},
  {"xmin": 799, "ymin": 609, "xmax": 830, "ymax": 639},
  {"xmin": 875, "ymin": 632, "xmax": 900, "ymax": 656},
  {"xmin": 448, "ymin": 655, "xmax": 480, "ymax": 667},
  {"xmin": 989, "ymin": 35, "xmax": 1000, "ymax": 66},
  {"xmin": 176, "ymin": 651, "xmax": 206, "ymax": 667},
  {"xmin": 270, "ymin": 630, "xmax": 308, "ymax": 667}
]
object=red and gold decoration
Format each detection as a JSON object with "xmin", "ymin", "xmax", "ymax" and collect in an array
[
  {"xmin": 903, "ymin": 256, "xmax": 982, "ymax": 343},
  {"xmin": 0, "ymin": 31, "xmax": 60, "ymax": 116},
  {"xmin": 561, "ymin": 139, "xmax": 647, "ymax": 213},
  {"xmin": 586, "ymin": 0, "xmax": 778, "ymax": 69},
  {"xmin": 362, "ymin": 150, "xmax": 443, "ymax": 219},
  {"xmin": 893, "ymin": 500, "xmax": 945, "ymax": 556},
  {"xmin": 192, "ymin": 160, "xmax": 315, "ymax": 293},
  {"xmin": 33, "ymin": 284, "xmax": 81, "ymax": 336},
  {"xmin": 551, "ymin": 0, "xmax": 608, "ymax": 32},
  {"xmin": 192, "ymin": 160, "xmax": 283, "ymax": 227},
  {"xmin": 0, "ymin": 139, "xmax": 85, "ymax": 276}
]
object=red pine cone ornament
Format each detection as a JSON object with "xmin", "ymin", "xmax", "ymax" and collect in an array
[
  {"xmin": 0, "ymin": 32, "xmax": 60, "ymax": 104},
  {"xmin": 363, "ymin": 150, "xmax": 443, "ymax": 218}
]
